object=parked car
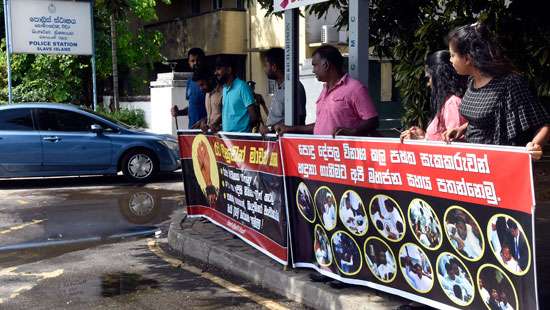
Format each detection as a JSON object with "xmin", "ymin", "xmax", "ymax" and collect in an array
[{"xmin": 0, "ymin": 103, "xmax": 180, "ymax": 182}]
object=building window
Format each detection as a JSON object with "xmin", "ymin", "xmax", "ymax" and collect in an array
[
  {"xmin": 213, "ymin": 0, "xmax": 223, "ymax": 10},
  {"xmin": 191, "ymin": 0, "xmax": 200, "ymax": 14},
  {"xmin": 236, "ymin": 0, "xmax": 245, "ymax": 9}
]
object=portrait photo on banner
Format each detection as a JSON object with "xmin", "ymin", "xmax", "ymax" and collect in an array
[
  {"xmin": 399, "ymin": 243, "xmax": 434, "ymax": 293},
  {"xmin": 436, "ymin": 252, "xmax": 475, "ymax": 306},
  {"xmin": 364, "ymin": 236, "xmax": 397, "ymax": 283},
  {"xmin": 444, "ymin": 207, "xmax": 484, "ymax": 261},
  {"xmin": 487, "ymin": 214, "xmax": 531, "ymax": 276},
  {"xmin": 370, "ymin": 195, "xmax": 406, "ymax": 242},
  {"xmin": 408, "ymin": 198, "xmax": 443, "ymax": 250},
  {"xmin": 191, "ymin": 134, "xmax": 220, "ymax": 207}
]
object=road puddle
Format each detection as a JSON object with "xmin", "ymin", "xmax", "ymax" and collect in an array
[
  {"xmin": 100, "ymin": 272, "xmax": 160, "ymax": 297},
  {"xmin": 0, "ymin": 185, "xmax": 185, "ymax": 267}
]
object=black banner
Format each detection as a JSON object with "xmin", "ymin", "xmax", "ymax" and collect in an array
[{"xmin": 282, "ymin": 136, "xmax": 536, "ymax": 310}]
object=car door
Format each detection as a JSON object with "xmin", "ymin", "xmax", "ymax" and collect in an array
[
  {"xmin": 0, "ymin": 107, "xmax": 43, "ymax": 175},
  {"xmin": 36, "ymin": 108, "xmax": 113, "ymax": 172}
]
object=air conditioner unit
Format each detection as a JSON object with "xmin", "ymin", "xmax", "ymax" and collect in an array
[{"xmin": 321, "ymin": 25, "xmax": 338, "ymax": 44}]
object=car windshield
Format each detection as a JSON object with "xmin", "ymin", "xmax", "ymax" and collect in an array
[{"xmin": 79, "ymin": 108, "xmax": 134, "ymax": 129}]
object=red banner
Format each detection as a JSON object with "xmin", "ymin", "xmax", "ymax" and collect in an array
[{"xmin": 281, "ymin": 137, "xmax": 533, "ymax": 214}]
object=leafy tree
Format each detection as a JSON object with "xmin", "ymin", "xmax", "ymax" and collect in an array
[{"xmin": 251, "ymin": 0, "xmax": 550, "ymax": 127}]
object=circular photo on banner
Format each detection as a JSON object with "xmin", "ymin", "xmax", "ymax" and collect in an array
[
  {"xmin": 477, "ymin": 264, "xmax": 519, "ymax": 310},
  {"xmin": 436, "ymin": 252, "xmax": 475, "ymax": 306},
  {"xmin": 364, "ymin": 237, "xmax": 397, "ymax": 283},
  {"xmin": 339, "ymin": 191, "xmax": 368, "ymax": 236},
  {"xmin": 408, "ymin": 199, "xmax": 443, "ymax": 250},
  {"xmin": 314, "ymin": 224, "xmax": 332, "ymax": 267},
  {"xmin": 369, "ymin": 195, "xmax": 406, "ymax": 242},
  {"xmin": 191, "ymin": 134, "xmax": 220, "ymax": 207},
  {"xmin": 487, "ymin": 214, "xmax": 531, "ymax": 276},
  {"xmin": 444, "ymin": 207, "xmax": 485, "ymax": 262},
  {"xmin": 399, "ymin": 243, "xmax": 434, "ymax": 293},
  {"xmin": 314, "ymin": 187, "xmax": 337, "ymax": 231},
  {"xmin": 331, "ymin": 230, "xmax": 363, "ymax": 275},
  {"xmin": 296, "ymin": 182, "xmax": 316, "ymax": 223}
]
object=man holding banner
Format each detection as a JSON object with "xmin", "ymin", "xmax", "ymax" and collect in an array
[
  {"xmin": 276, "ymin": 45, "xmax": 379, "ymax": 137},
  {"xmin": 214, "ymin": 56, "xmax": 260, "ymax": 133}
]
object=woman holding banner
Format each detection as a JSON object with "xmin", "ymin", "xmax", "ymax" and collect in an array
[
  {"xmin": 443, "ymin": 22, "xmax": 550, "ymax": 158},
  {"xmin": 401, "ymin": 50, "xmax": 467, "ymax": 142}
]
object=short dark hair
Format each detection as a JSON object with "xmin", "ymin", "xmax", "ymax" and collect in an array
[
  {"xmin": 265, "ymin": 47, "xmax": 285, "ymax": 71},
  {"xmin": 453, "ymin": 285, "xmax": 463, "ymax": 299},
  {"xmin": 313, "ymin": 45, "xmax": 344, "ymax": 71},
  {"xmin": 507, "ymin": 219, "xmax": 518, "ymax": 230},
  {"xmin": 376, "ymin": 220, "xmax": 384, "ymax": 231},
  {"xmin": 215, "ymin": 55, "xmax": 234, "ymax": 70},
  {"xmin": 188, "ymin": 47, "xmax": 205, "ymax": 59},
  {"xmin": 192, "ymin": 65, "xmax": 212, "ymax": 82}
]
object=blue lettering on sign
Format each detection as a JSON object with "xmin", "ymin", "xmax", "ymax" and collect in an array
[
  {"xmin": 29, "ymin": 41, "xmax": 51, "ymax": 46},
  {"xmin": 29, "ymin": 16, "xmax": 77, "ymax": 24}
]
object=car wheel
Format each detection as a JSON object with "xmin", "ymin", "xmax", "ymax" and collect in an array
[
  {"xmin": 121, "ymin": 149, "xmax": 158, "ymax": 182},
  {"xmin": 119, "ymin": 191, "xmax": 161, "ymax": 224}
]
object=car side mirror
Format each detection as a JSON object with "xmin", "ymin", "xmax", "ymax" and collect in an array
[{"xmin": 91, "ymin": 124, "xmax": 103, "ymax": 134}]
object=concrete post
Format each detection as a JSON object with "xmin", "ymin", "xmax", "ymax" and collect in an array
[
  {"xmin": 150, "ymin": 72, "xmax": 190, "ymax": 135},
  {"xmin": 349, "ymin": 0, "xmax": 369, "ymax": 86}
]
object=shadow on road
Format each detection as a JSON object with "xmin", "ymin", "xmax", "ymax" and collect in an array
[{"xmin": 0, "ymin": 171, "xmax": 182, "ymax": 190}]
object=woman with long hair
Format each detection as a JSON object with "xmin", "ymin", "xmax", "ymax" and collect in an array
[
  {"xmin": 401, "ymin": 50, "xmax": 468, "ymax": 141},
  {"xmin": 443, "ymin": 22, "xmax": 549, "ymax": 158}
]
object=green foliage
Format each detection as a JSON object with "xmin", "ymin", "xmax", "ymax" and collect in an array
[
  {"xmin": 252, "ymin": 0, "xmax": 550, "ymax": 127},
  {"xmin": 0, "ymin": 40, "xmax": 88, "ymax": 103},
  {"xmin": 97, "ymin": 106, "xmax": 147, "ymax": 128},
  {"xmin": 93, "ymin": 0, "xmax": 169, "ymax": 81}
]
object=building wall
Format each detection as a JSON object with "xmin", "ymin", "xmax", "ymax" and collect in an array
[
  {"xmin": 244, "ymin": 2, "xmax": 287, "ymax": 111},
  {"xmin": 186, "ymin": 10, "xmax": 247, "ymax": 55}
]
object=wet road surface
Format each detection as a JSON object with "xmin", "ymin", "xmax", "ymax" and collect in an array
[{"xmin": 0, "ymin": 174, "xmax": 304, "ymax": 309}]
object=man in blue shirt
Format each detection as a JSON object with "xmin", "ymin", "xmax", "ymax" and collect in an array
[
  {"xmin": 171, "ymin": 48, "xmax": 207, "ymax": 128},
  {"xmin": 214, "ymin": 56, "xmax": 259, "ymax": 132}
]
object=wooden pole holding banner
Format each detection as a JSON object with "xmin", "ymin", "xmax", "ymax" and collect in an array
[{"xmin": 3, "ymin": 0, "xmax": 13, "ymax": 104}]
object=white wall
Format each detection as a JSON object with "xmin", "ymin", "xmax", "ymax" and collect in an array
[
  {"xmin": 119, "ymin": 101, "xmax": 153, "ymax": 130},
  {"xmin": 300, "ymin": 59, "xmax": 323, "ymax": 124}
]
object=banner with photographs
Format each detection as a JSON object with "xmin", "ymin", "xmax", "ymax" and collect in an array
[
  {"xmin": 178, "ymin": 131, "xmax": 288, "ymax": 264},
  {"xmin": 281, "ymin": 135, "xmax": 537, "ymax": 310}
]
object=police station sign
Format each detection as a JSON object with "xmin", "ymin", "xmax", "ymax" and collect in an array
[
  {"xmin": 9, "ymin": 0, "xmax": 93, "ymax": 55},
  {"xmin": 273, "ymin": 0, "xmax": 330, "ymax": 12}
]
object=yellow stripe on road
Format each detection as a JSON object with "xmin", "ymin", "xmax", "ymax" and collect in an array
[
  {"xmin": 147, "ymin": 239, "xmax": 289, "ymax": 310},
  {"xmin": 0, "ymin": 219, "xmax": 45, "ymax": 235},
  {"xmin": 0, "ymin": 267, "xmax": 63, "ymax": 304}
]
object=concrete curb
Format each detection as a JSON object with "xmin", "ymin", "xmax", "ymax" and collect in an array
[{"xmin": 168, "ymin": 213, "xmax": 407, "ymax": 310}]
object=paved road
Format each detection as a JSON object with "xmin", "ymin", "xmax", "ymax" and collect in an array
[{"xmin": 0, "ymin": 174, "xmax": 305, "ymax": 309}]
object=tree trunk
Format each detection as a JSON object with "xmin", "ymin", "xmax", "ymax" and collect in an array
[{"xmin": 110, "ymin": 14, "xmax": 119, "ymax": 111}]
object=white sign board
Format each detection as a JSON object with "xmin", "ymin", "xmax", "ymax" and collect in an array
[
  {"xmin": 9, "ymin": 0, "xmax": 93, "ymax": 55},
  {"xmin": 273, "ymin": 0, "xmax": 330, "ymax": 12}
]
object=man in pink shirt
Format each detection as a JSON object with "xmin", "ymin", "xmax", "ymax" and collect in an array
[{"xmin": 276, "ymin": 45, "xmax": 378, "ymax": 136}]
